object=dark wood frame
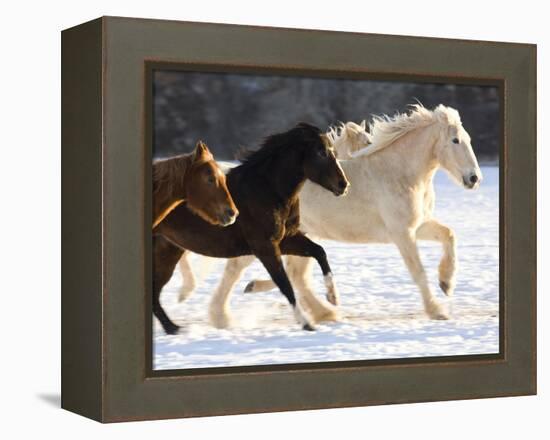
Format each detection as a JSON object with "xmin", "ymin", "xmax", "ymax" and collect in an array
[{"xmin": 62, "ymin": 16, "xmax": 536, "ymax": 422}]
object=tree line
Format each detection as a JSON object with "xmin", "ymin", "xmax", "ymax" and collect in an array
[{"xmin": 153, "ymin": 70, "xmax": 500, "ymax": 163}]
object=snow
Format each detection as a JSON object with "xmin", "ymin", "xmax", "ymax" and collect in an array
[{"xmin": 154, "ymin": 166, "xmax": 499, "ymax": 370}]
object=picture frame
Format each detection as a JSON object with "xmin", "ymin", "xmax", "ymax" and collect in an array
[{"xmin": 61, "ymin": 16, "xmax": 536, "ymax": 422}]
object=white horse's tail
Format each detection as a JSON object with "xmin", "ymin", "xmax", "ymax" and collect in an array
[
  {"xmin": 194, "ymin": 255, "xmax": 217, "ymax": 281},
  {"xmin": 177, "ymin": 253, "xmax": 217, "ymax": 302}
]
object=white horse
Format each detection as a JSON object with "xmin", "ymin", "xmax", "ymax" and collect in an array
[{"xmin": 179, "ymin": 105, "xmax": 482, "ymax": 328}]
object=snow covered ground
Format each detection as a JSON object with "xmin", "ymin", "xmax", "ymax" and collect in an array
[{"xmin": 154, "ymin": 166, "xmax": 499, "ymax": 370}]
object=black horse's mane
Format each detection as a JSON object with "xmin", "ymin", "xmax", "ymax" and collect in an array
[{"xmin": 235, "ymin": 123, "xmax": 321, "ymax": 171}]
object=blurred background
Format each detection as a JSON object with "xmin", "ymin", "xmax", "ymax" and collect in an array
[{"xmin": 153, "ymin": 70, "xmax": 500, "ymax": 163}]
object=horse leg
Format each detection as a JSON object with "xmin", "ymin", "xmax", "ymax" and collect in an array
[
  {"xmin": 416, "ymin": 219, "xmax": 457, "ymax": 296},
  {"xmin": 251, "ymin": 243, "xmax": 315, "ymax": 331},
  {"xmin": 153, "ymin": 235, "xmax": 184, "ymax": 334},
  {"xmin": 392, "ymin": 231, "xmax": 449, "ymax": 320},
  {"xmin": 208, "ymin": 256, "xmax": 255, "ymax": 328},
  {"xmin": 244, "ymin": 255, "xmax": 338, "ymax": 323},
  {"xmin": 279, "ymin": 233, "xmax": 340, "ymax": 306},
  {"xmin": 244, "ymin": 278, "xmax": 276, "ymax": 293},
  {"xmin": 285, "ymin": 255, "xmax": 339, "ymax": 323},
  {"xmin": 177, "ymin": 253, "xmax": 197, "ymax": 302}
]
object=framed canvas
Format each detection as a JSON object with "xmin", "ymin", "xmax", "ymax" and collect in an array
[{"xmin": 61, "ymin": 16, "xmax": 536, "ymax": 422}]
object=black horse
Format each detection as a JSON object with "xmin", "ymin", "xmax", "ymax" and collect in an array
[{"xmin": 153, "ymin": 123, "xmax": 350, "ymax": 334}]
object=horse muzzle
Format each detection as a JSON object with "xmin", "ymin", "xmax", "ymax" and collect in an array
[
  {"xmin": 462, "ymin": 172, "xmax": 482, "ymax": 189},
  {"xmin": 219, "ymin": 208, "xmax": 238, "ymax": 226},
  {"xmin": 332, "ymin": 179, "xmax": 350, "ymax": 196}
]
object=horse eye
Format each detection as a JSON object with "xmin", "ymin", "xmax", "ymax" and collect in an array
[
  {"xmin": 318, "ymin": 149, "xmax": 328, "ymax": 158},
  {"xmin": 452, "ymin": 138, "xmax": 459, "ymax": 144}
]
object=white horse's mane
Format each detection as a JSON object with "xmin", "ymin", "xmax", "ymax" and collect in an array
[
  {"xmin": 325, "ymin": 124, "xmax": 341, "ymax": 145},
  {"xmin": 326, "ymin": 121, "xmax": 367, "ymax": 144},
  {"xmin": 352, "ymin": 104, "xmax": 462, "ymax": 158},
  {"xmin": 326, "ymin": 121, "xmax": 370, "ymax": 158}
]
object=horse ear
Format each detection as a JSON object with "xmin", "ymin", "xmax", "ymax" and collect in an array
[
  {"xmin": 192, "ymin": 140, "xmax": 213, "ymax": 162},
  {"xmin": 360, "ymin": 120, "xmax": 366, "ymax": 129}
]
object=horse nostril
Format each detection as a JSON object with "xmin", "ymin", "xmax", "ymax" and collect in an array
[
  {"xmin": 225, "ymin": 208, "xmax": 235, "ymax": 218},
  {"xmin": 470, "ymin": 175, "xmax": 478, "ymax": 184},
  {"xmin": 338, "ymin": 180, "xmax": 348, "ymax": 190}
]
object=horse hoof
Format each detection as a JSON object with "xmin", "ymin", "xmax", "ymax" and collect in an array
[
  {"xmin": 326, "ymin": 293, "xmax": 340, "ymax": 306},
  {"xmin": 439, "ymin": 280, "xmax": 454, "ymax": 296},
  {"xmin": 164, "ymin": 324, "xmax": 181, "ymax": 335},
  {"xmin": 244, "ymin": 281, "xmax": 255, "ymax": 293},
  {"xmin": 426, "ymin": 301, "xmax": 450, "ymax": 320},
  {"xmin": 209, "ymin": 312, "xmax": 232, "ymax": 329},
  {"xmin": 433, "ymin": 313, "xmax": 450, "ymax": 320},
  {"xmin": 314, "ymin": 307, "xmax": 340, "ymax": 323},
  {"xmin": 302, "ymin": 323, "xmax": 316, "ymax": 331},
  {"xmin": 428, "ymin": 309, "xmax": 450, "ymax": 320}
]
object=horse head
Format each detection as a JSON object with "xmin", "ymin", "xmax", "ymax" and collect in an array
[
  {"xmin": 297, "ymin": 123, "xmax": 350, "ymax": 196},
  {"xmin": 186, "ymin": 141, "xmax": 239, "ymax": 226},
  {"xmin": 433, "ymin": 105, "xmax": 482, "ymax": 189}
]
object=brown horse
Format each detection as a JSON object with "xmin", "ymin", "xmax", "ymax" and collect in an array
[
  {"xmin": 153, "ymin": 141, "xmax": 238, "ymax": 228},
  {"xmin": 153, "ymin": 123, "xmax": 350, "ymax": 334}
]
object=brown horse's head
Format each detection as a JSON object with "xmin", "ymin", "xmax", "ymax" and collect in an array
[
  {"xmin": 299, "ymin": 124, "xmax": 350, "ymax": 196},
  {"xmin": 186, "ymin": 141, "xmax": 238, "ymax": 226}
]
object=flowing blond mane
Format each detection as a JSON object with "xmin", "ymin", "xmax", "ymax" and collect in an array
[
  {"xmin": 352, "ymin": 104, "xmax": 462, "ymax": 158},
  {"xmin": 326, "ymin": 121, "xmax": 370, "ymax": 158},
  {"xmin": 325, "ymin": 124, "xmax": 341, "ymax": 146}
]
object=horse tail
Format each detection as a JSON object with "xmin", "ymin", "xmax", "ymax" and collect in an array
[{"xmin": 196, "ymin": 255, "xmax": 217, "ymax": 281}]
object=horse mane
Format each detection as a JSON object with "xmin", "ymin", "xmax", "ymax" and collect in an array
[
  {"xmin": 153, "ymin": 153, "xmax": 191, "ymax": 203},
  {"xmin": 152, "ymin": 153, "xmax": 195, "ymax": 227},
  {"xmin": 352, "ymin": 104, "xmax": 462, "ymax": 159},
  {"xmin": 325, "ymin": 123, "xmax": 344, "ymax": 146},
  {"xmin": 326, "ymin": 121, "xmax": 370, "ymax": 158},
  {"xmin": 236, "ymin": 123, "xmax": 322, "ymax": 171}
]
